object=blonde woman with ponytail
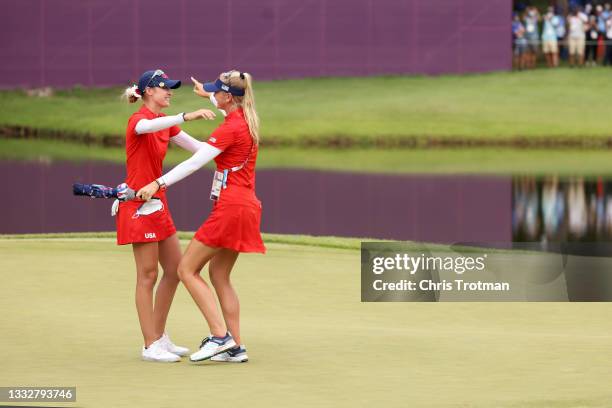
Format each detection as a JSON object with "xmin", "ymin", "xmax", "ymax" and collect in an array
[
  {"xmin": 138, "ymin": 70, "xmax": 265, "ymax": 363},
  {"xmin": 118, "ymin": 69, "xmax": 217, "ymax": 363}
]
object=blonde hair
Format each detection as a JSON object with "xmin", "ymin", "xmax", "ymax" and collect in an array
[
  {"xmin": 222, "ymin": 70, "xmax": 260, "ymax": 145},
  {"xmin": 121, "ymin": 84, "xmax": 142, "ymax": 104}
]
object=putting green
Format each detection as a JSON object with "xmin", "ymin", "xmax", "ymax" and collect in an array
[{"xmin": 1, "ymin": 238, "xmax": 611, "ymax": 408}]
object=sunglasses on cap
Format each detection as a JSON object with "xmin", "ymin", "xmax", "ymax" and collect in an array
[
  {"xmin": 146, "ymin": 69, "xmax": 165, "ymax": 88},
  {"xmin": 137, "ymin": 69, "xmax": 181, "ymax": 93}
]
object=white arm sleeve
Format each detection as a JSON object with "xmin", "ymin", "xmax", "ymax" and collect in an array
[
  {"xmin": 170, "ymin": 131, "xmax": 205, "ymax": 153},
  {"xmin": 134, "ymin": 113, "xmax": 184, "ymax": 134},
  {"xmin": 159, "ymin": 142, "xmax": 222, "ymax": 187}
]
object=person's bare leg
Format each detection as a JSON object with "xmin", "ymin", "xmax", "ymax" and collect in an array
[
  {"xmin": 209, "ymin": 249, "xmax": 241, "ymax": 345},
  {"xmin": 526, "ymin": 52, "xmax": 531, "ymax": 69},
  {"xmin": 553, "ymin": 52, "xmax": 558, "ymax": 67},
  {"xmin": 177, "ymin": 239, "xmax": 225, "ymax": 337},
  {"xmin": 154, "ymin": 233, "xmax": 182, "ymax": 334},
  {"xmin": 525, "ymin": 51, "xmax": 531, "ymax": 69},
  {"xmin": 132, "ymin": 242, "xmax": 161, "ymax": 347}
]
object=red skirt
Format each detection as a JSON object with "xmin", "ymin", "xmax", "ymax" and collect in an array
[
  {"xmin": 116, "ymin": 194, "xmax": 176, "ymax": 245},
  {"xmin": 194, "ymin": 192, "xmax": 266, "ymax": 254}
]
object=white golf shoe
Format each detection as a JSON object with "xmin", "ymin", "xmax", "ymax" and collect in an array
[
  {"xmin": 211, "ymin": 345, "xmax": 249, "ymax": 363},
  {"xmin": 189, "ymin": 333, "xmax": 236, "ymax": 362},
  {"xmin": 159, "ymin": 333, "xmax": 190, "ymax": 357},
  {"xmin": 141, "ymin": 338, "xmax": 181, "ymax": 363}
]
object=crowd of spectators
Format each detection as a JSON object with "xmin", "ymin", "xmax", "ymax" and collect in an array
[{"xmin": 513, "ymin": 3, "xmax": 612, "ymax": 69}]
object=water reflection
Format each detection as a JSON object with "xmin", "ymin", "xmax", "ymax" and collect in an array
[
  {"xmin": 1, "ymin": 161, "xmax": 511, "ymax": 243},
  {"xmin": 513, "ymin": 176, "xmax": 612, "ymax": 242}
]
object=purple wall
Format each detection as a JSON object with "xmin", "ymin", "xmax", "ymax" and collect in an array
[
  {"xmin": 0, "ymin": 162, "xmax": 512, "ymax": 244},
  {"xmin": 1, "ymin": 0, "xmax": 511, "ymax": 88}
]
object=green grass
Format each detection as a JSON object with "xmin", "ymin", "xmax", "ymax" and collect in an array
[
  {"xmin": 2, "ymin": 69, "xmax": 612, "ymax": 143},
  {"xmin": 1, "ymin": 237, "xmax": 612, "ymax": 407},
  {"xmin": 4, "ymin": 138, "xmax": 612, "ymax": 175}
]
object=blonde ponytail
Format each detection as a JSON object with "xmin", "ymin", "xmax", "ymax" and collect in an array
[
  {"xmin": 240, "ymin": 73, "xmax": 260, "ymax": 145},
  {"xmin": 121, "ymin": 84, "xmax": 141, "ymax": 104},
  {"xmin": 226, "ymin": 70, "xmax": 260, "ymax": 145}
]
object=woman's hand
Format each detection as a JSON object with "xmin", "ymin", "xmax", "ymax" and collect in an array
[
  {"xmin": 136, "ymin": 181, "xmax": 159, "ymax": 201},
  {"xmin": 191, "ymin": 76, "xmax": 211, "ymax": 98},
  {"xmin": 184, "ymin": 108, "xmax": 216, "ymax": 121}
]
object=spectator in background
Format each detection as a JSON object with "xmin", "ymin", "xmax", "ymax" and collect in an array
[
  {"xmin": 524, "ymin": 6, "xmax": 540, "ymax": 69},
  {"xmin": 585, "ymin": 14, "xmax": 599, "ymax": 66},
  {"xmin": 605, "ymin": 11, "xmax": 612, "ymax": 65},
  {"xmin": 596, "ymin": 4, "xmax": 606, "ymax": 62},
  {"xmin": 553, "ymin": 6, "xmax": 567, "ymax": 61},
  {"xmin": 542, "ymin": 8, "xmax": 560, "ymax": 67},
  {"xmin": 513, "ymin": 12, "xmax": 528, "ymax": 70},
  {"xmin": 579, "ymin": 5, "xmax": 590, "ymax": 27},
  {"xmin": 596, "ymin": 5, "xmax": 606, "ymax": 33},
  {"xmin": 567, "ymin": 7, "xmax": 586, "ymax": 67}
]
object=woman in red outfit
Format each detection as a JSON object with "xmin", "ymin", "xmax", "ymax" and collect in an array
[
  {"xmin": 119, "ymin": 69, "xmax": 216, "ymax": 362},
  {"xmin": 137, "ymin": 70, "xmax": 265, "ymax": 363}
]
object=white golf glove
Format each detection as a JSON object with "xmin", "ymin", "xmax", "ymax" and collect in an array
[{"xmin": 111, "ymin": 199, "xmax": 120, "ymax": 216}]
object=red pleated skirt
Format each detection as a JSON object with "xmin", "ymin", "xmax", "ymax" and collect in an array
[
  {"xmin": 116, "ymin": 194, "xmax": 176, "ymax": 245},
  {"xmin": 194, "ymin": 188, "xmax": 266, "ymax": 254}
]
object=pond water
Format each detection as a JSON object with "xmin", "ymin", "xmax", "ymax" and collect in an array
[{"xmin": 1, "ymin": 161, "xmax": 512, "ymax": 244}]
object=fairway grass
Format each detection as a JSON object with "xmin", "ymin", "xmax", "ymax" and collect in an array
[
  {"xmin": 4, "ymin": 68, "xmax": 612, "ymax": 176},
  {"xmin": 1, "ymin": 238, "xmax": 612, "ymax": 407},
  {"xmin": 2, "ymin": 69, "xmax": 612, "ymax": 144},
  {"xmin": 3, "ymin": 138, "xmax": 612, "ymax": 175}
]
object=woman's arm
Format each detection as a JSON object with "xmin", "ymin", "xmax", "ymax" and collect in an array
[
  {"xmin": 135, "ymin": 113, "xmax": 184, "ymax": 134},
  {"xmin": 134, "ymin": 109, "xmax": 217, "ymax": 135},
  {"xmin": 170, "ymin": 131, "xmax": 205, "ymax": 153},
  {"xmin": 136, "ymin": 142, "xmax": 222, "ymax": 200},
  {"xmin": 160, "ymin": 143, "xmax": 222, "ymax": 187},
  {"xmin": 191, "ymin": 76, "xmax": 227, "ymax": 117},
  {"xmin": 191, "ymin": 76, "xmax": 212, "ymax": 98}
]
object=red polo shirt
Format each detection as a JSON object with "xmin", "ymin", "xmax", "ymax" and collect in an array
[
  {"xmin": 206, "ymin": 108, "xmax": 258, "ymax": 193},
  {"xmin": 125, "ymin": 105, "xmax": 181, "ymax": 191}
]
